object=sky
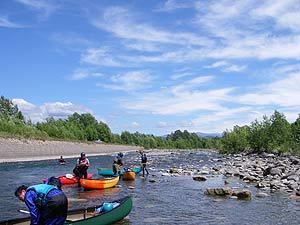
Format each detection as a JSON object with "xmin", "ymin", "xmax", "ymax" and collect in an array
[{"xmin": 1, "ymin": 0, "xmax": 300, "ymax": 136}]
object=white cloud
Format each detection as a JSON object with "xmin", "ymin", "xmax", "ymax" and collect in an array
[
  {"xmin": 189, "ymin": 107, "xmax": 254, "ymax": 133},
  {"xmin": 124, "ymin": 41, "xmax": 161, "ymax": 52},
  {"xmin": 171, "ymin": 75, "xmax": 213, "ymax": 93},
  {"xmin": 90, "ymin": 6, "xmax": 212, "ymax": 47},
  {"xmin": 122, "ymin": 76, "xmax": 234, "ymax": 115},
  {"xmin": 81, "ymin": 47, "xmax": 124, "ymax": 67},
  {"xmin": 170, "ymin": 72, "xmax": 193, "ymax": 80},
  {"xmin": 252, "ymin": 0, "xmax": 300, "ymax": 32},
  {"xmin": 12, "ymin": 99, "xmax": 36, "ymax": 111},
  {"xmin": 70, "ymin": 68, "xmax": 103, "ymax": 81},
  {"xmin": 156, "ymin": 121, "xmax": 169, "ymax": 128},
  {"xmin": 98, "ymin": 70, "xmax": 153, "ymax": 91},
  {"xmin": 192, "ymin": 0, "xmax": 300, "ymax": 60},
  {"xmin": 131, "ymin": 122, "xmax": 140, "ymax": 128},
  {"xmin": 52, "ymin": 32, "xmax": 92, "ymax": 47},
  {"xmin": 205, "ymin": 61, "xmax": 247, "ymax": 72},
  {"xmin": 223, "ymin": 64, "xmax": 247, "ymax": 72},
  {"xmin": 205, "ymin": 61, "xmax": 228, "ymax": 69},
  {"xmin": 12, "ymin": 99, "xmax": 92, "ymax": 122},
  {"xmin": 237, "ymin": 72, "xmax": 300, "ymax": 107},
  {"xmin": 156, "ymin": 0, "xmax": 194, "ymax": 12},
  {"xmin": 0, "ymin": 16, "xmax": 23, "ymax": 28},
  {"xmin": 16, "ymin": 0, "xmax": 59, "ymax": 18}
]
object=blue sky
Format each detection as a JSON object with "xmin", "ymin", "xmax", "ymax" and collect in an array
[{"xmin": 1, "ymin": 0, "xmax": 300, "ymax": 136}]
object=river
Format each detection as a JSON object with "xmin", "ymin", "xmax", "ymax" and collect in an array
[{"xmin": 0, "ymin": 150, "xmax": 299, "ymax": 225}]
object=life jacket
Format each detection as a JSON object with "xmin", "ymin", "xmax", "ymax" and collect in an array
[
  {"xmin": 141, "ymin": 154, "xmax": 147, "ymax": 163},
  {"xmin": 116, "ymin": 156, "xmax": 123, "ymax": 166},
  {"xmin": 27, "ymin": 184, "xmax": 57, "ymax": 207}
]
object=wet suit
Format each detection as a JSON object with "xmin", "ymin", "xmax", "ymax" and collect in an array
[
  {"xmin": 112, "ymin": 160, "xmax": 120, "ymax": 175},
  {"xmin": 25, "ymin": 184, "xmax": 68, "ymax": 225},
  {"xmin": 141, "ymin": 153, "xmax": 149, "ymax": 177}
]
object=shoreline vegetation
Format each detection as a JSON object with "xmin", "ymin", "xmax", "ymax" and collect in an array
[{"xmin": 0, "ymin": 95, "xmax": 299, "ymax": 157}]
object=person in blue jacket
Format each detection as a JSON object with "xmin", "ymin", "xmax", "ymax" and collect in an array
[{"xmin": 15, "ymin": 184, "xmax": 68, "ymax": 225}]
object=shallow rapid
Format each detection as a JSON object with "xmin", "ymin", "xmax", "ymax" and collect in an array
[{"xmin": 1, "ymin": 150, "xmax": 300, "ymax": 225}]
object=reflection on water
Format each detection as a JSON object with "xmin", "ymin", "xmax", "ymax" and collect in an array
[{"xmin": 1, "ymin": 150, "xmax": 300, "ymax": 224}]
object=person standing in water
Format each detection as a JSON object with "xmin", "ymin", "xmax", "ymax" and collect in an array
[
  {"xmin": 140, "ymin": 152, "xmax": 149, "ymax": 177},
  {"xmin": 73, "ymin": 152, "xmax": 90, "ymax": 179}
]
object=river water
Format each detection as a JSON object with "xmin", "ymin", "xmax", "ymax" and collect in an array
[{"xmin": 0, "ymin": 150, "xmax": 300, "ymax": 225}]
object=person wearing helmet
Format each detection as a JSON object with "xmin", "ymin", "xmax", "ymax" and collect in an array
[
  {"xmin": 73, "ymin": 152, "xmax": 90, "ymax": 180},
  {"xmin": 116, "ymin": 152, "xmax": 124, "ymax": 166}
]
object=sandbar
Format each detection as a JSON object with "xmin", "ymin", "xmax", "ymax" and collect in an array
[{"xmin": 0, "ymin": 137, "xmax": 143, "ymax": 163}]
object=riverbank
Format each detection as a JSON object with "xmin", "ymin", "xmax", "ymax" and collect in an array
[{"xmin": 0, "ymin": 137, "xmax": 144, "ymax": 163}]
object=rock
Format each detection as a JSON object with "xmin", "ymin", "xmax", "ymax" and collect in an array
[
  {"xmin": 256, "ymin": 192, "xmax": 269, "ymax": 198},
  {"xmin": 169, "ymin": 168, "xmax": 178, "ymax": 173},
  {"xmin": 224, "ymin": 180, "xmax": 230, "ymax": 185},
  {"xmin": 263, "ymin": 167, "xmax": 272, "ymax": 176},
  {"xmin": 243, "ymin": 175, "xmax": 259, "ymax": 182},
  {"xmin": 193, "ymin": 176, "xmax": 207, "ymax": 181},
  {"xmin": 256, "ymin": 183, "xmax": 265, "ymax": 188},
  {"xmin": 232, "ymin": 189, "xmax": 252, "ymax": 200},
  {"xmin": 199, "ymin": 170, "xmax": 210, "ymax": 175},
  {"xmin": 270, "ymin": 168, "xmax": 282, "ymax": 176},
  {"xmin": 287, "ymin": 175, "xmax": 299, "ymax": 182},
  {"xmin": 204, "ymin": 188, "xmax": 233, "ymax": 196}
]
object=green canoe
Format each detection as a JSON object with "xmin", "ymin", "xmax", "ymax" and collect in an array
[
  {"xmin": 98, "ymin": 166, "xmax": 142, "ymax": 176},
  {"xmin": 0, "ymin": 196, "xmax": 132, "ymax": 225}
]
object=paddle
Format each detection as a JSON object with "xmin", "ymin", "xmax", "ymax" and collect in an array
[
  {"xmin": 68, "ymin": 198, "xmax": 87, "ymax": 202},
  {"xmin": 18, "ymin": 209, "xmax": 30, "ymax": 214}
]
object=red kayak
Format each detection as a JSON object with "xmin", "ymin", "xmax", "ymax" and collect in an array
[{"xmin": 43, "ymin": 174, "xmax": 93, "ymax": 185}]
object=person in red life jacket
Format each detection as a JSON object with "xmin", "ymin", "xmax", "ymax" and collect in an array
[
  {"xmin": 73, "ymin": 152, "xmax": 90, "ymax": 179},
  {"xmin": 15, "ymin": 184, "xmax": 68, "ymax": 225}
]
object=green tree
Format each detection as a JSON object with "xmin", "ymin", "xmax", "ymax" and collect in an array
[
  {"xmin": 220, "ymin": 125, "xmax": 250, "ymax": 154},
  {"xmin": 0, "ymin": 96, "xmax": 24, "ymax": 121},
  {"xmin": 97, "ymin": 121, "xmax": 112, "ymax": 142},
  {"xmin": 291, "ymin": 114, "xmax": 300, "ymax": 154},
  {"xmin": 268, "ymin": 110, "xmax": 291, "ymax": 153},
  {"xmin": 248, "ymin": 116, "xmax": 271, "ymax": 153}
]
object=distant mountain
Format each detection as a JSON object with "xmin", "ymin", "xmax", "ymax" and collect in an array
[{"xmin": 161, "ymin": 131, "xmax": 222, "ymax": 139}]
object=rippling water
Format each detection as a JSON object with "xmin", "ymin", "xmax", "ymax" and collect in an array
[{"xmin": 1, "ymin": 150, "xmax": 300, "ymax": 225}]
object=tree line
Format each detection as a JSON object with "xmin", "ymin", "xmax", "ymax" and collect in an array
[
  {"xmin": 1, "ymin": 95, "xmax": 299, "ymax": 154},
  {"xmin": 0, "ymin": 96, "xmax": 215, "ymax": 149},
  {"xmin": 220, "ymin": 110, "xmax": 300, "ymax": 155}
]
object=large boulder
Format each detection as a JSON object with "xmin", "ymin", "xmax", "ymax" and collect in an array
[
  {"xmin": 204, "ymin": 188, "xmax": 251, "ymax": 200},
  {"xmin": 204, "ymin": 188, "xmax": 233, "ymax": 196}
]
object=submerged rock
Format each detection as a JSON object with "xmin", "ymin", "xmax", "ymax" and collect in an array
[
  {"xmin": 193, "ymin": 176, "xmax": 207, "ymax": 181},
  {"xmin": 204, "ymin": 188, "xmax": 251, "ymax": 200},
  {"xmin": 232, "ymin": 189, "xmax": 252, "ymax": 200},
  {"xmin": 204, "ymin": 188, "xmax": 233, "ymax": 196}
]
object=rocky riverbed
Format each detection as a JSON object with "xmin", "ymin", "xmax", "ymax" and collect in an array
[{"xmin": 159, "ymin": 151, "xmax": 300, "ymax": 200}]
